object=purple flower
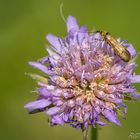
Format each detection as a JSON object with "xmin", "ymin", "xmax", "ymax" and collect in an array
[{"xmin": 25, "ymin": 16, "xmax": 140, "ymax": 129}]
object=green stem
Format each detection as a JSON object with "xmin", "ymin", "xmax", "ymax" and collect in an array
[
  {"xmin": 82, "ymin": 127, "xmax": 89, "ymax": 140},
  {"xmin": 91, "ymin": 127, "xmax": 97, "ymax": 140}
]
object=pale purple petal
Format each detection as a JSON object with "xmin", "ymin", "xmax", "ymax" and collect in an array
[
  {"xmin": 131, "ymin": 75, "xmax": 140, "ymax": 83},
  {"xmin": 92, "ymin": 32, "xmax": 101, "ymax": 40},
  {"xmin": 53, "ymin": 100, "xmax": 63, "ymax": 106},
  {"xmin": 24, "ymin": 99, "xmax": 51, "ymax": 112},
  {"xmin": 61, "ymin": 91, "xmax": 74, "ymax": 99},
  {"xmin": 29, "ymin": 61, "xmax": 51, "ymax": 74},
  {"xmin": 46, "ymin": 48, "xmax": 60, "ymax": 58},
  {"xmin": 131, "ymin": 92, "xmax": 140, "ymax": 98},
  {"xmin": 46, "ymin": 107, "xmax": 60, "ymax": 115},
  {"xmin": 105, "ymin": 97, "xmax": 123, "ymax": 104},
  {"xmin": 51, "ymin": 116, "xmax": 64, "ymax": 125},
  {"xmin": 102, "ymin": 109, "xmax": 121, "ymax": 125},
  {"xmin": 46, "ymin": 34, "xmax": 62, "ymax": 53},
  {"xmin": 77, "ymin": 26, "xmax": 88, "ymax": 44},
  {"xmin": 84, "ymin": 113, "xmax": 90, "ymax": 121},
  {"xmin": 126, "ymin": 44, "xmax": 136, "ymax": 58},
  {"xmin": 39, "ymin": 57, "xmax": 49, "ymax": 64},
  {"xmin": 63, "ymin": 114, "xmax": 69, "ymax": 121},
  {"xmin": 96, "ymin": 121, "xmax": 107, "ymax": 126},
  {"xmin": 66, "ymin": 16, "xmax": 79, "ymax": 32},
  {"xmin": 67, "ymin": 99, "xmax": 75, "ymax": 107},
  {"xmin": 46, "ymin": 48, "xmax": 60, "ymax": 66},
  {"xmin": 79, "ymin": 25, "xmax": 87, "ymax": 32},
  {"xmin": 95, "ymin": 106, "xmax": 101, "ymax": 114},
  {"xmin": 38, "ymin": 88, "xmax": 52, "ymax": 97}
]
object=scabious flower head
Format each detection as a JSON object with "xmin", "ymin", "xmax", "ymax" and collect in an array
[{"xmin": 25, "ymin": 16, "xmax": 140, "ymax": 129}]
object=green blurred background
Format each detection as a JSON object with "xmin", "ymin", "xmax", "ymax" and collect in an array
[{"xmin": 0, "ymin": 0, "xmax": 140, "ymax": 140}]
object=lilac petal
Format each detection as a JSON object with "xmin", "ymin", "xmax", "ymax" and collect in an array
[
  {"xmin": 46, "ymin": 48, "xmax": 60, "ymax": 66},
  {"xmin": 46, "ymin": 34, "xmax": 62, "ymax": 53},
  {"xmin": 124, "ymin": 62, "xmax": 137, "ymax": 72},
  {"xmin": 69, "ymin": 110, "xmax": 74, "ymax": 119},
  {"xmin": 39, "ymin": 57, "xmax": 49, "ymax": 64},
  {"xmin": 46, "ymin": 107, "xmax": 60, "ymax": 115},
  {"xmin": 131, "ymin": 92, "xmax": 140, "ymax": 98},
  {"xmin": 70, "ymin": 123, "xmax": 82, "ymax": 128},
  {"xmin": 79, "ymin": 25, "xmax": 87, "ymax": 32},
  {"xmin": 109, "ymin": 72, "xmax": 127, "ymax": 84},
  {"xmin": 38, "ymin": 88, "xmax": 51, "ymax": 97},
  {"xmin": 53, "ymin": 100, "xmax": 63, "ymax": 106},
  {"xmin": 51, "ymin": 89, "xmax": 62, "ymax": 96},
  {"xmin": 96, "ymin": 121, "xmax": 107, "ymax": 126},
  {"xmin": 47, "ymin": 57, "xmax": 57, "ymax": 67},
  {"xmin": 77, "ymin": 26, "xmax": 88, "ymax": 44},
  {"xmin": 95, "ymin": 91, "xmax": 122, "ymax": 104},
  {"xmin": 131, "ymin": 75, "xmax": 140, "ymax": 83},
  {"xmin": 51, "ymin": 115, "xmax": 64, "ymax": 125},
  {"xmin": 46, "ymin": 48, "xmax": 60, "ymax": 58},
  {"xmin": 76, "ymin": 96, "xmax": 84, "ymax": 106},
  {"xmin": 95, "ymin": 106, "xmax": 101, "ymax": 114},
  {"xmin": 24, "ymin": 99, "xmax": 51, "ymax": 112},
  {"xmin": 84, "ymin": 122, "xmax": 89, "ymax": 129},
  {"xmin": 92, "ymin": 32, "xmax": 102, "ymax": 40},
  {"xmin": 84, "ymin": 113, "xmax": 90, "ymax": 121},
  {"xmin": 63, "ymin": 114, "xmax": 69, "ymax": 122},
  {"xmin": 38, "ymin": 82, "xmax": 48, "ymax": 88},
  {"xmin": 126, "ymin": 44, "xmax": 136, "ymax": 58},
  {"xmin": 117, "ymin": 103, "xmax": 127, "ymax": 114},
  {"xmin": 102, "ymin": 109, "xmax": 121, "ymax": 125},
  {"xmin": 93, "ymin": 111, "xmax": 98, "ymax": 118},
  {"xmin": 66, "ymin": 16, "xmax": 79, "ymax": 32},
  {"xmin": 106, "ymin": 97, "xmax": 123, "ymax": 104},
  {"xmin": 61, "ymin": 91, "xmax": 74, "ymax": 99},
  {"xmin": 67, "ymin": 99, "xmax": 75, "ymax": 108},
  {"xmin": 29, "ymin": 62, "xmax": 51, "ymax": 74}
]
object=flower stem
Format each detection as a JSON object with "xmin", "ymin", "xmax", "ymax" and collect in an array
[
  {"xmin": 82, "ymin": 127, "xmax": 89, "ymax": 140},
  {"xmin": 91, "ymin": 127, "xmax": 97, "ymax": 140}
]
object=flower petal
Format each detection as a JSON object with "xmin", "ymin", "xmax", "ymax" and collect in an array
[
  {"xmin": 51, "ymin": 115, "xmax": 64, "ymax": 125},
  {"xmin": 46, "ymin": 34, "xmax": 62, "ymax": 53},
  {"xmin": 79, "ymin": 25, "xmax": 87, "ymax": 32},
  {"xmin": 77, "ymin": 26, "xmax": 88, "ymax": 44},
  {"xmin": 39, "ymin": 57, "xmax": 49, "ymax": 64},
  {"xmin": 102, "ymin": 109, "xmax": 121, "ymax": 125},
  {"xmin": 38, "ymin": 88, "xmax": 52, "ymax": 98},
  {"xmin": 131, "ymin": 75, "xmax": 140, "ymax": 83},
  {"xmin": 131, "ymin": 92, "xmax": 140, "ymax": 98},
  {"xmin": 96, "ymin": 121, "xmax": 107, "ymax": 126},
  {"xmin": 66, "ymin": 16, "xmax": 79, "ymax": 32},
  {"xmin": 46, "ymin": 107, "xmax": 60, "ymax": 115},
  {"xmin": 24, "ymin": 99, "xmax": 51, "ymax": 113},
  {"xmin": 92, "ymin": 32, "xmax": 102, "ymax": 40},
  {"xmin": 29, "ymin": 61, "xmax": 51, "ymax": 74},
  {"xmin": 126, "ymin": 44, "xmax": 136, "ymax": 58},
  {"xmin": 46, "ymin": 48, "xmax": 60, "ymax": 66}
]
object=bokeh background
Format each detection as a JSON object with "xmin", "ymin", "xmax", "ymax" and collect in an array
[{"xmin": 0, "ymin": 0, "xmax": 140, "ymax": 140}]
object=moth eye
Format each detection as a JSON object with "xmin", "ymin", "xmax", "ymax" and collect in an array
[
  {"xmin": 96, "ymin": 30, "xmax": 100, "ymax": 33},
  {"xmin": 106, "ymin": 32, "xmax": 109, "ymax": 35}
]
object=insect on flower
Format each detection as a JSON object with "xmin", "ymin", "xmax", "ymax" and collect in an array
[{"xmin": 97, "ymin": 31, "xmax": 131, "ymax": 62}]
